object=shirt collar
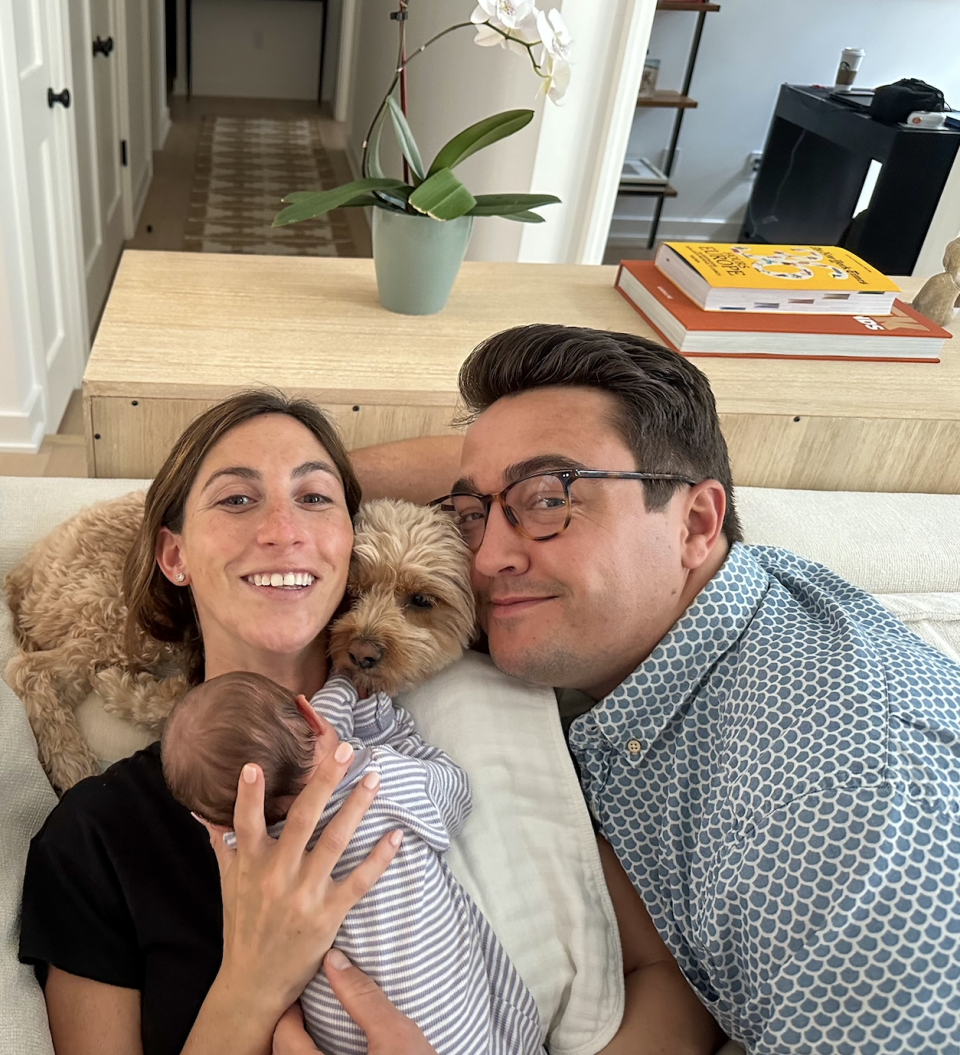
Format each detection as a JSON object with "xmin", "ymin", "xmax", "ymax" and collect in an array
[{"xmin": 585, "ymin": 542, "xmax": 770, "ymax": 748}]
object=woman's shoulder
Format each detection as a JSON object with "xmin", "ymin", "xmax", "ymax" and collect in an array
[{"xmin": 41, "ymin": 742, "xmax": 184, "ymax": 841}]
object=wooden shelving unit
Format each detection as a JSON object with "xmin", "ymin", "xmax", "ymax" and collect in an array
[
  {"xmin": 620, "ymin": 2, "xmax": 720, "ymax": 248},
  {"xmin": 635, "ymin": 90, "xmax": 698, "ymax": 109},
  {"xmin": 656, "ymin": 2, "xmax": 720, "ymax": 11}
]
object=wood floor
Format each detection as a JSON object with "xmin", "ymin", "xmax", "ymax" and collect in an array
[
  {"xmin": 0, "ymin": 389, "xmax": 87, "ymax": 477},
  {"xmin": 1, "ymin": 95, "xmax": 370, "ymax": 479}
]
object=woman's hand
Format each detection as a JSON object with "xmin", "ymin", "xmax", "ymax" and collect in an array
[
  {"xmin": 272, "ymin": 952, "xmax": 438, "ymax": 1055},
  {"xmin": 183, "ymin": 710, "xmax": 403, "ymax": 1055}
]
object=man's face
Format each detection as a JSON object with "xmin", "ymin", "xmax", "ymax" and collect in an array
[{"xmin": 458, "ymin": 386, "xmax": 716, "ymax": 699}]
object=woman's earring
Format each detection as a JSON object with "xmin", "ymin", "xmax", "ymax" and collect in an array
[{"xmin": 176, "ymin": 573, "xmax": 186, "ymax": 583}]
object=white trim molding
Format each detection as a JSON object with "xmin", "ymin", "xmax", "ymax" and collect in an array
[
  {"xmin": 518, "ymin": 0, "xmax": 657, "ymax": 264},
  {"xmin": 0, "ymin": 0, "xmax": 46, "ymax": 452},
  {"xmin": 0, "ymin": 384, "xmax": 47, "ymax": 451},
  {"xmin": 0, "ymin": 0, "xmax": 89, "ymax": 450}
]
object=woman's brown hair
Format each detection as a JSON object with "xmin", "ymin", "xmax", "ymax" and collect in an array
[{"xmin": 123, "ymin": 390, "xmax": 362, "ymax": 684}]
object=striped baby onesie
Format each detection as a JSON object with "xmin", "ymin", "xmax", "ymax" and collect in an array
[{"xmin": 294, "ymin": 676, "xmax": 544, "ymax": 1055}]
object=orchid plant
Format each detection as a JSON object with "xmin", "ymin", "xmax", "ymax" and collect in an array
[{"xmin": 273, "ymin": 1, "xmax": 573, "ymax": 229}]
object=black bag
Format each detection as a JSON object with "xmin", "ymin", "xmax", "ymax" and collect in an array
[{"xmin": 869, "ymin": 78, "xmax": 947, "ymax": 124}]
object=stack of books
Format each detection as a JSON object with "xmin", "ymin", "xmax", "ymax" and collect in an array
[{"xmin": 615, "ymin": 242, "xmax": 953, "ymax": 363}]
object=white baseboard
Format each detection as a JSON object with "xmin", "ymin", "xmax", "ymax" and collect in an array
[
  {"xmin": 0, "ymin": 385, "xmax": 46, "ymax": 453},
  {"xmin": 133, "ymin": 160, "xmax": 153, "ymax": 230},
  {"xmin": 155, "ymin": 106, "xmax": 171, "ymax": 151}
]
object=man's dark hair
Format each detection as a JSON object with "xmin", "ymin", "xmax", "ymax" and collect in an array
[{"xmin": 457, "ymin": 324, "xmax": 742, "ymax": 543}]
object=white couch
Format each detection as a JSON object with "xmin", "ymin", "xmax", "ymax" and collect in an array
[{"xmin": 3, "ymin": 475, "xmax": 959, "ymax": 1055}]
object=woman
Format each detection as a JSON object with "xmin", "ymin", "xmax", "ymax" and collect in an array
[
  {"xmin": 19, "ymin": 391, "xmax": 723, "ymax": 1055},
  {"xmin": 19, "ymin": 391, "xmax": 411, "ymax": 1055}
]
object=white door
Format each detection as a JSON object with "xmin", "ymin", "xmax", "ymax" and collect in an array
[
  {"xmin": 70, "ymin": 0, "xmax": 127, "ymax": 329},
  {"xmin": 12, "ymin": 0, "xmax": 89, "ymax": 430},
  {"xmin": 116, "ymin": 0, "xmax": 154, "ymax": 229}
]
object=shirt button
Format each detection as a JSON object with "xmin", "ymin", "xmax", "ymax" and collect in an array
[{"xmin": 627, "ymin": 738, "xmax": 645, "ymax": 755}]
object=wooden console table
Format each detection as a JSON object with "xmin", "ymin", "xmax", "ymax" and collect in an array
[{"xmin": 83, "ymin": 251, "xmax": 960, "ymax": 493}]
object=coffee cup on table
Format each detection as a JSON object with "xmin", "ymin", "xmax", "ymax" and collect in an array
[{"xmin": 834, "ymin": 47, "xmax": 864, "ymax": 91}]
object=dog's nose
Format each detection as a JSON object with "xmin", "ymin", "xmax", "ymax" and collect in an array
[{"xmin": 348, "ymin": 640, "xmax": 383, "ymax": 670}]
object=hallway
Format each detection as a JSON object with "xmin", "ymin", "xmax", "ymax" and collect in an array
[{"xmin": 125, "ymin": 94, "xmax": 371, "ymax": 257}]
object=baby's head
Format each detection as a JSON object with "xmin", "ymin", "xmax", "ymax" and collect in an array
[{"xmin": 161, "ymin": 671, "xmax": 316, "ymax": 827}]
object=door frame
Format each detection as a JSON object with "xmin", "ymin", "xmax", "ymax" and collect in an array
[
  {"xmin": 0, "ymin": 0, "xmax": 89, "ymax": 451},
  {"xmin": 518, "ymin": 0, "xmax": 656, "ymax": 264}
]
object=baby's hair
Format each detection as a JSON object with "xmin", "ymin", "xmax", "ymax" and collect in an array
[{"xmin": 161, "ymin": 671, "xmax": 316, "ymax": 827}]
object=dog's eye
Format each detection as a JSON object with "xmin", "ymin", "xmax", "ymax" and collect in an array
[{"xmin": 406, "ymin": 593, "xmax": 435, "ymax": 610}]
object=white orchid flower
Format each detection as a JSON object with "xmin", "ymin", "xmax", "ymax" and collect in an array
[
  {"xmin": 539, "ymin": 51, "xmax": 571, "ymax": 102},
  {"xmin": 471, "ymin": 1, "xmax": 538, "ymax": 55},
  {"xmin": 536, "ymin": 7, "xmax": 572, "ymax": 63},
  {"xmin": 471, "ymin": 0, "xmax": 538, "ymax": 32}
]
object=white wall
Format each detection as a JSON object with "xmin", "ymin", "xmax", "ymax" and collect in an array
[
  {"xmin": 151, "ymin": 0, "xmax": 171, "ymax": 148},
  {"xmin": 609, "ymin": 0, "xmax": 960, "ymax": 258},
  {"xmin": 185, "ymin": 0, "xmax": 325, "ymax": 99},
  {"xmin": 0, "ymin": 0, "xmax": 47, "ymax": 450}
]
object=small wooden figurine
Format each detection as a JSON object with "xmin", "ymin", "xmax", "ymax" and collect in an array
[{"xmin": 912, "ymin": 236, "xmax": 960, "ymax": 327}]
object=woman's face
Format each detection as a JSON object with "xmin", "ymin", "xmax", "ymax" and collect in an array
[{"xmin": 157, "ymin": 414, "xmax": 354, "ymax": 677}]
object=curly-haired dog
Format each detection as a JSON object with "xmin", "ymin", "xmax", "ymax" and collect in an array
[
  {"xmin": 328, "ymin": 498, "xmax": 476, "ymax": 697},
  {"xmin": 4, "ymin": 495, "xmax": 475, "ymax": 792},
  {"xmin": 3, "ymin": 492, "xmax": 191, "ymax": 792}
]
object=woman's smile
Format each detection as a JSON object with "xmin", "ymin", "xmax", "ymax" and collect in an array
[{"xmin": 244, "ymin": 571, "xmax": 317, "ymax": 588}]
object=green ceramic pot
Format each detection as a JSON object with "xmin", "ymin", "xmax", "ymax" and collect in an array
[{"xmin": 372, "ymin": 209, "xmax": 474, "ymax": 315}]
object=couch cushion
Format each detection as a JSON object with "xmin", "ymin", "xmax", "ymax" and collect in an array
[
  {"xmin": 0, "ymin": 680, "xmax": 57, "ymax": 1055},
  {"xmin": 2, "ymin": 477, "xmax": 958, "ymax": 1055},
  {"xmin": 737, "ymin": 487, "xmax": 960, "ymax": 595}
]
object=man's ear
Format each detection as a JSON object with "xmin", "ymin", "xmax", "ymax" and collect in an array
[
  {"xmin": 680, "ymin": 479, "xmax": 726, "ymax": 571},
  {"xmin": 156, "ymin": 526, "xmax": 189, "ymax": 585}
]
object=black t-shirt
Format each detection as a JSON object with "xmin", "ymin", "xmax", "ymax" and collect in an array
[{"xmin": 19, "ymin": 743, "xmax": 223, "ymax": 1055}]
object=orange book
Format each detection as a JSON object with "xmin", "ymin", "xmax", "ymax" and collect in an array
[{"xmin": 615, "ymin": 261, "xmax": 949, "ymax": 362}]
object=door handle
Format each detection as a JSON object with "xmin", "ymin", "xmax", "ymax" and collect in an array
[
  {"xmin": 92, "ymin": 36, "xmax": 115, "ymax": 57},
  {"xmin": 47, "ymin": 88, "xmax": 71, "ymax": 109}
]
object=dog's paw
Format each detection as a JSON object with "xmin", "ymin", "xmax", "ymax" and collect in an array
[{"xmin": 93, "ymin": 668, "xmax": 188, "ymax": 730}]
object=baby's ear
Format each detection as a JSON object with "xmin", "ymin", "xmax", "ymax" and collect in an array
[{"xmin": 295, "ymin": 694, "xmax": 325, "ymax": 735}]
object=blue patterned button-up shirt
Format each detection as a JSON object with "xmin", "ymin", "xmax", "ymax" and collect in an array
[{"xmin": 568, "ymin": 543, "xmax": 960, "ymax": 1054}]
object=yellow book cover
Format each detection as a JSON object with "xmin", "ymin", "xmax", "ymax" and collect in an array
[{"xmin": 662, "ymin": 243, "xmax": 900, "ymax": 293}]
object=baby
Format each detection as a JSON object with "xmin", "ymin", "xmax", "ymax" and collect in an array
[{"xmin": 161, "ymin": 670, "xmax": 545, "ymax": 1055}]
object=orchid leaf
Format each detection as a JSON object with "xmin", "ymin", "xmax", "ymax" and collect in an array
[
  {"xmin": 366, "ymin": 104, "xmax": 387, "ymax": 179},
  {"xmin": 428, "ymin": 110, "xmax": 534, "ymax": 177},
  {"xmin": 501, "ymin": 210, "xmax": 546, "ymax": 223},
  {"xmin": 281, "ymin": 191, "xmax": 320, "ymax": 204},
  {"xmin": 387, "ymin": 97, "xmax": 426, "ymax": 184},
  {"xmin": 373, "ymin": 185, "xmax": 414, "ymax": 212},
  {"xmin": 467, "ymin": 193, "xmax": 561, "ymax": 216},
  {"xmin": 333, "ymin": 194, "xmax": 396, "ymax": 209},
  {"xmin": 272, "ymin": 179, "xmax": 407, "ymax": 226},
  {"xmin": 408, "ymin": 168, "xmax": 477, "ymax": 221}
]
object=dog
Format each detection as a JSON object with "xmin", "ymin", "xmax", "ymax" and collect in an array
[
  {"xmin": 3, "ymin": 492, "xmax": 192, "ymax": 792},
  {"xmin": 328, "ymin": 498, "xmax": 476, "ymax": 698},
  {"xmin": 4, "ymin": 494, "xmax": 475, "ymax": 792}
]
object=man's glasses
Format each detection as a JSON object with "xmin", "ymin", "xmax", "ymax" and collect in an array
[{"xmin": 431, "ymin": 468, "xmax": 698, "ymax": 551}]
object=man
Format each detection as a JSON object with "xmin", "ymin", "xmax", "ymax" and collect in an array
[{"xmin": 290, "ymin": 324, "xmax": 960, "ymax": 1054}]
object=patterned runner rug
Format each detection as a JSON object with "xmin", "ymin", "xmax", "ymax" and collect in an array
[{"xmin": 182, "ymin": 116, "xmax": 357, "ymax": 256}]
